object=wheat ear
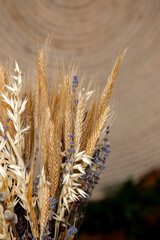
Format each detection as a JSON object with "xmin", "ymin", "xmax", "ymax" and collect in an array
[
  {"xmin": 48, "ymin": 119, "xmax": 60, "ymax": 197},
  {"xmin": 98, "ymin": 49, "xmax": 126, "ymax": 117},
  {"xmin": 34, "ymin": 79, "xmax": 40, "ymax": 129},
  {"xmin": 25, "ymin": 93, "xmax": 33, "ymax": 163},
  {"xmin": 50, "ymin": 86, "xmax": 58, "ymax": 119},
  {"xmin": 80, "ymin": 101, "xmax": 96, "ymax": 151},
  {"xmin": 74, "ymin": 92, "xmax": 85, "ymax": 151},
  {"xmin": 37, "ymin": 49, "xmax": 48, "ymax": 111},
  {"xmin": 40, "ymin": 183, "xmax": 50, "ymax": 238},
  {"xmin": 85, "ymin": 106, "xmax": 110, "ymax": 157},
  {"xmin": 26, "ymin": 161, "xmax": 38, "ymax": 237},
  {"xmin": 0, "ymin": 65, "xmax": 7, "ymax": 125},
  {"xmin": 64, "ymin": 76, "xmax": 73, "ymax": 153},
  {"xmin": 39, "ymin": 109, "xmax": 50, "ymax": 168}
]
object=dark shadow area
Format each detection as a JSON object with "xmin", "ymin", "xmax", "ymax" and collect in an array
[{"xmin": 79, "ymin": 169, "xmax": 160, "ymax": 240}]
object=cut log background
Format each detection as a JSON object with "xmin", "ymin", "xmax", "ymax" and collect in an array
[{"xmin": 0, "ymin": 0, "xmax": 159, "ymax": 200}]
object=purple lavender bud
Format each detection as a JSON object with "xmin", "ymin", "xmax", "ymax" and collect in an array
[
  {"xmin": 69, "ymin": 140, "xmax": 75, "ymax": 146},
  {"xmin": 72, "ymin": 88, "xmax": 76, "ymax": 93},
  {"xmin": 65, "ymin": 226, "xmax": 78, "ymax": 240},
  {"xmin": 68, "ymin": 133, "xmax": 74, "ymax": 138},
  {"xmin": 73, "ymin": 99, "xmax": 79, "ymax": 104},
  {"xmin": 73, "ymin": 75, "xmax": 78, "ymax": 80},
  {"xmin": 3, "ymin": 135, "xmax": 8, "ymax": 140}
]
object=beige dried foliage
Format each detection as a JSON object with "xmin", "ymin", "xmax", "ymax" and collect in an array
[
  {"xmin": 86, "ymin": 106, "xmax": 110, "ymax": 157},
  {"xmin": 98, "ymin": 49, "xmax": 126, "ymax": 118},
  {"xmin": 40, "ymin": 184, "xmax": 50, "ymax": 237}
]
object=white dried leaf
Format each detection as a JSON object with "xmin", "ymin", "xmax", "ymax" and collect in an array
[
  {"xmin": 63, "ymin": 173, "xmax": 70, "ymax": 185},
  {"xmin": 21, "ymin": 126, "xmax": 30, "ymax": 133},
  {"xmin": 15, "ymin": 61, "xmax": 20, "ymax": 73},
  {"xmin": 85, "ymin": 90, "xmax": 95, "ymax": 102},
  {"xmin": 63, "ymin": 196, "xmax": 69, "ymax": 210},
  {"xmin": 12, "ymin": 81, "xmax": 18, "ymax": 91},
  {"xmin": 7, "ymin": 108, "xmax": 16, "ymax": 122},
  {"xmin": 19, "ymin": 97, "xmax": 28, "ymax": 115},
  {"xmin": 68, "ymin": 186, "xmax": 76, "ymax": 194},
  {"xmin": 9, "ymin": 164, "xmax": 21, "ymax": 170},
  {"xmin": 0, "ymin": 139, "xmax": 6, "ymax": 151},
  {"xmin": 0, "ymin": 166, "xmax": 6, "ymax": 178},
  {"xmin": 71, "ymin": 173, "xmax": 82, "ymax": 179},
  {"xmin": 14, "ymin": 101, "xmax": 18, "ymax": 113},
  {"xmin": 10, "ymin": 97, "xmax": 14, "ymax": 109},
  {"xmin": 77, "ymin": 188, "xmax": 88, "ymax": 198},
  {"xmin": 73, "ymin": 164, "xmax": 85, "ymax": 174},
  {"xmin": 81, "ymin": 157, "xmax": 92, "ymax": 165},
  {"xmin": 0, "ymin": 121, "xmax": 4, "ymax": 133},
  {"xmin": 13, "ymin": 121, "xmax": 18, "ymax": 131},
  {"xmin": 1, "ymin": 92, "xmax": 10, "ymax": 105},
  {"xmin": 76, "ymin": 150, "xmax": 85, "ymax": 158},
  {"xmin": 5, "ymin": 84, "xmax": 15, "ymax": 92},
  {"xmin": 13, "ymin": 76, "xmax": 18, "ymax": 81}
]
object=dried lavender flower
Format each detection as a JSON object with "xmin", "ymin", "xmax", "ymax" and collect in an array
[{"xmin": 65, "ymin": 226, "xmax": 78, "ymax": 240}]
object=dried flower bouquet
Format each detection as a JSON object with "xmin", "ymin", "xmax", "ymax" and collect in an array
[{"xmin": 0, "ymin": 49, "xmax": 126, "ymax": 240}]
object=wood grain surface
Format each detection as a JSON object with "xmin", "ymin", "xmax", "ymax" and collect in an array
[{"xmin": 0, "ymin": 0, "xmax": 159, "ymax": 200}]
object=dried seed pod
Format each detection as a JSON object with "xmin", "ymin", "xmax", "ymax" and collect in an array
[
  {"xmin": 60, "ymin": 223, "xmax": 66, "ymax": 232},
  {"xmin": 4, "ymin": 210, "xmax": 14, "ymax": 220},
  {"xmin": 12, "ymin": 213, "xmax": 18, "ymax": 224},
  {"xmin": 0, "ymin": 192, "xmax": 7, "ymax": 201},
  {"xmin": 64, "ymin": 209, "xmax": 69, "ymax": 217}
]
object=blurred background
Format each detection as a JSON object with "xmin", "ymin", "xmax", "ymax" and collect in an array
[{"xmin": 0, "ymin": 0, "xmax": 160, "ymax": 239}]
